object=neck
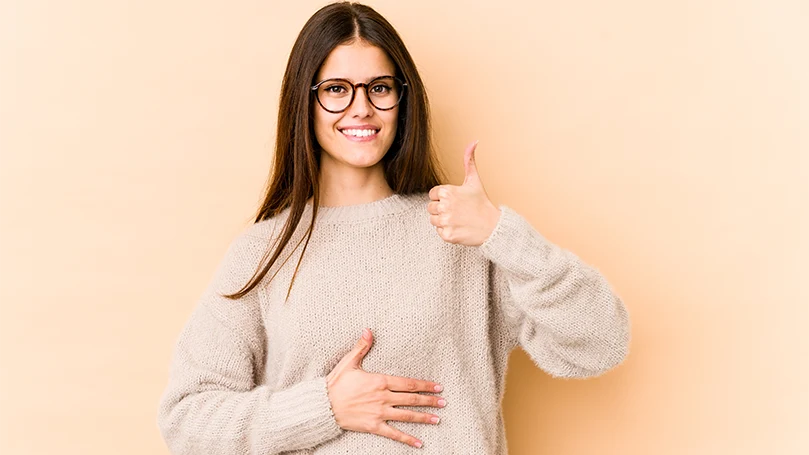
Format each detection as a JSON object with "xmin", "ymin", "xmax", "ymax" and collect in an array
[{"xmin": 309, "ymin": 161, "xmax": 394, "ymax": 208}]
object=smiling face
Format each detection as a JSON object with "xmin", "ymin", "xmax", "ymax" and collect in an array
[{"xmin": 312, "ymin": 40, "xmax": 399, "ymax": 174}]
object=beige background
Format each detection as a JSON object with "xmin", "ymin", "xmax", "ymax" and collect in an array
[{"xmin": 1, "ymin": 0, "xmax": 807, "ymax": 453}]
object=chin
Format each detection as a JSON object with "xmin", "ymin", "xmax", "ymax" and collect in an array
[
  {"xmin": 344, "ymin": 154, "xmax": 386, "ymax": 169},
  {"xmin": 336, "ymin": 145, "xmax": 391, "ymax": 166}
]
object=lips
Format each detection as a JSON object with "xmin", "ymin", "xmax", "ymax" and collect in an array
[
  {"xmin": 338, "ymin": 124, "xmax": 379, "ymax": 134},
  {"xmin": 338, "ymin": 125, "xmax": 380, "ymax": 142}
]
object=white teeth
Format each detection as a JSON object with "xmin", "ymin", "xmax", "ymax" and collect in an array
[{"xmin": 341, "ymin": 129, "xmax": 378, "ymax": 137}]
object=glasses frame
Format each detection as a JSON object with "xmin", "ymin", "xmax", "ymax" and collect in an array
[{"xmin": 310, "ymin": 76, "xmax": 408, "ymax": 114}]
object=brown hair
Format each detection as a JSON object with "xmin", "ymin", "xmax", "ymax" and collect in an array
[{"xmin": 224, "ymin": 1, "xmax": 447, "ymax": 300}]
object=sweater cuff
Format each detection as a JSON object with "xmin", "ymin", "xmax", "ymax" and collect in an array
[
  {"xmin": 478, "ymin": 205, "xmax": 556, "ymax": 279},
  {"xmin": 252, "ymin": 376, "xmax": 344, "ymax": 451}
]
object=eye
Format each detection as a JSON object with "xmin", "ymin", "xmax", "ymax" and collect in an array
[
  {"xmin": 324, "ymin": 85, "xmax": 347, "ymax": 94},
  {"xmin": 370, "ymin": 83, "xmax": 391, "ymax": 94}
]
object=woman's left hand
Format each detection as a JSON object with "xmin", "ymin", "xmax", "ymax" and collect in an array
[{"xmin": 428, "ymin": 140, "xmax": 502, "ymax": 247}]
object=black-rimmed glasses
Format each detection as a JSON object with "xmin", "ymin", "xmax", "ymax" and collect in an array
[{"xmin": 311, "ymin": 76, "xmax": 407, "ymax": 113}]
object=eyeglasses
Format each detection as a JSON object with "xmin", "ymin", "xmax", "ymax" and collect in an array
[{"xmin": 311, "ymin": 76, "xmax": 407, "ymax": 113}]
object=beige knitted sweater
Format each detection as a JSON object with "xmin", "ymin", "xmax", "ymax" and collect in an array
[{"xmin": 156, "ymin": 191, "xmax": 630, "ymax": 454}]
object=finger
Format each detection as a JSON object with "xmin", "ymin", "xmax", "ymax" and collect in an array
[
  {"xmin": 429, "ymin": 213, "xmax": 442, "ymax": 227},
  {"xmin": 374, "ymin": 422, "xmax": 423, "ymax": 448},
  {"xmin": 426, "ymin": 201, "xmax": 442, "ymax": 215},
  {"xmin": 383, "ymin": 374, "xmax": 443, "ymax": 393},
  {"xmin": 428, "ymin": 185, "xmax": 448, "ymax": 201},
  {"xmin": 344, "ymin": 328, "xmax": 373, "ymax": 369},
  {"xmin": 435, "ymin": 225, "xmax": 452, "ymax": 240},
  {"xmin": 463, "ymin": 140, "xmax": 480, "ymax": 186},
  {"xmin": 383, "ymin": 408, "xmax": 441, "ymax": 425},
  {"xmin": 385, "ymin": 390, "xmax": 446, "ymax": 408}
]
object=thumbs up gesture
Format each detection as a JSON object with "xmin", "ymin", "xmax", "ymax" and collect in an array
[{"xmin": 428, "ymin": 140, "xmax": 502, "ymax": 246}]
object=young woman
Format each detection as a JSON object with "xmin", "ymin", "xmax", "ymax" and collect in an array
[{"xmin": 157, "ymin": 2, "xmax": 630, "ymax": 454}]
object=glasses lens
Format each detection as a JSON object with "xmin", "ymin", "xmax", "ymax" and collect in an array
[
  {"xmin": 315, "ymin": 77, "xmax": 405, "ymax": 112},
  {"xmin": 367, "ymin": 77, "xmax": 403, "ymax": 110},
  {"xmin": 317, "ymin": 80, "xmax": 354, "ymax": 112}
]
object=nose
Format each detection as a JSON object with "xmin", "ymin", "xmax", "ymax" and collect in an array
[{"xmin": 346, "ymin": 85, "xmax": 374, "ymax": 118}]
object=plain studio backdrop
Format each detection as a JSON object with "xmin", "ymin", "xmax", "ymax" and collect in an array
[{"xmin": 1, "ymin": 1, "xmax": 807, "ymax": 454}]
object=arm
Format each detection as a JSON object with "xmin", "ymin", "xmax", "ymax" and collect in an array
[
  {"xmin": 480, "ymin": 206, "xmax": 631, "ymax": 378},
  {"xmin": 156, "ymin": 230, "xmax": 344, "ymax": 454}
]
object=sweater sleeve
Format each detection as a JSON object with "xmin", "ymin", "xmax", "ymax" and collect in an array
[
  {"xmin": 156, "ymin": 229, "xmax": 344, "ymax": 454},
  {"xmin": 479, "ymin": 206, "xmax": 631, "ymax": 378}
]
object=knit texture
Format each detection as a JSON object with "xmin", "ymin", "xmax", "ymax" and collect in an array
[{"xmin": 156, "ymin": 191, "xmax": 630, "ymax": 454}]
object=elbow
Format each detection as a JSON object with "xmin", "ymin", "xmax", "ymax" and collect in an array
[
  {"xmin": 547, "ymin": 337, "xmax": 630, "ymax": 379},
  {"xmin": 603, "ymin": 293, "xmax": 632, "ymax": 372},
  {"xmin": 585, "ymin": 326, "xmax": 630, "ymax": 378},
  {"xmin": 156, "ymin": 408, "xmax": 176, "ymax": 454},
  {"xmin": 522, "ymin": 328, "xmax": 631, "ymax": 379},
  {"xmin": 565, "ymin": 305, "xmax": 631, "ymax": 379},
  {"xmin": 540, "ymin": 299, "xmax": 631, "ymax": 379},
  {"xmin": 573, "ymin": 283, "xmax": 632, "ymax": 378},
  {"xmin": 156, "ymin": 393, "xmax": 191, "ymax": 455},
  {"xmin": 547, "ymin": 341, "xmax": 629, "ymax": 379}
]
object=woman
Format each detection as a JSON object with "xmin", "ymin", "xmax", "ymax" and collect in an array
[{"xmin": 157, "ymin": 2, "xmax": 630, "ymax": 454}]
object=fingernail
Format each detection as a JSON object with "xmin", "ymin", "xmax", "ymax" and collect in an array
[
  {"xmin": 362, "ymin": 328, "xmax": 370, "ymax": 340},
  {"xmin": 438, "ymin": 399, "xmax": 447, "ymax": 407},
  {"xmin": 434, "ymin": 384, "xmax": 443, "ymax": 392},
  {"xmin": 430, "ymin": 416, "xmax": 440, "ymax": 424},
  {"xmin": 415, "ymin": 441, "xmax": 423, "ymax": 448}
]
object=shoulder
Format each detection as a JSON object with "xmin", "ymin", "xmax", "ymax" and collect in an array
[
  {"xmin": 231, "ymin": 208, "xmax": 296, "ymax": 249},
  {"xmin": 209, "ymin": 217, "xmax": 284, "ymax": 293},
  {"xmin": 239, "ymin": 217, "xmax": 281, "ymax": 243},
  {"xmin": 399, "ymin": 191, "xmax": 431, "ymax": 211},
  {"xmin": 220, "ymin": 220, "xmax": 275, "ymax": 260},
  {"xmin": 405, "ymin": 190, "xmax": 431, "ymax": 203}
]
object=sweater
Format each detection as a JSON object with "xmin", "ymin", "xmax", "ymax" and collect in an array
[{"xmin": 156, "ymin": 191, "xmax": 630, "ymax": 454}]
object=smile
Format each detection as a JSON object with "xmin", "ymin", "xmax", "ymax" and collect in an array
[
  {"xmin": 339, "ymin": 128, "xmax": 380, "ymax": 142},
  {"xmin": 340, "ymin": 128, "xmax": 379, "ymax": 137}
]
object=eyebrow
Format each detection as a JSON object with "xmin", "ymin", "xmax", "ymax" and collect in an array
[{"xmin": 318, "ymin": 74, "xmax": 395, "ymax": 83}]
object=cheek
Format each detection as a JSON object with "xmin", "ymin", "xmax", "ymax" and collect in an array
[
  {"xmin": 313, "ymin": 110, "xmax": 337, "ymax": 143},
  {"xmin": 385, "ymin": 109, "xmax": 399, "ymax": 138}
]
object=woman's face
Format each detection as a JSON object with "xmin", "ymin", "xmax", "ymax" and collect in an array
[{"xmin": 312, "ymin": 41, "xmax": 399, "ymax": 173}]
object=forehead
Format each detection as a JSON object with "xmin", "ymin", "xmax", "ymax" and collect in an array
[{"xmin": 316, "ymin": 41, "xmax": 396, "ymax": 82}]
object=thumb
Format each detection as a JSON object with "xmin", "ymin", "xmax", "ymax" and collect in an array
[
  {"xmin": 347, "ymin": 328, "xmax": 374, "ymax": 369},
  {"xmin": 463, "ymin": 140, "xmax": 481, "ymax": 186}
]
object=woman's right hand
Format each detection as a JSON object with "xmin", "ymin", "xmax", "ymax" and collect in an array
[{"xmin": 325, "ymin": 328, "xmax": 445, "ymax": 449}]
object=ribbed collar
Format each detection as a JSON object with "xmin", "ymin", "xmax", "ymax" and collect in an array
[{"xmin": 295, "ymin": 191, "xmax": 427, "ymax": 224}]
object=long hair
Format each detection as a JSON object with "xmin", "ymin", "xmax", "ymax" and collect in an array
[{"xmin": 223, "ymin": 2, "xmax": 447, "ymax": 300}]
